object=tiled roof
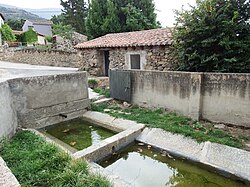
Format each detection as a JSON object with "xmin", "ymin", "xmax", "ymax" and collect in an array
[
  {"xmin": 30, "ymin": 20, "xmax": 53, "ymax": 25},
  {"xmin": 75, "ymin": 28, "xmax": 172, "ymax": 49},
  {"xmin": 12, "ymin": 30, "xmax": 24, "ymax": 35}
]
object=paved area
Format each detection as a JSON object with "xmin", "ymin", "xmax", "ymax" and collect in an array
[{"xmin": 0, "ymin": 61, "xmax": 78, "ymax": 82}]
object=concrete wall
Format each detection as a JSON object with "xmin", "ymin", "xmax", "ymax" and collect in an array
[
  {"xmin": 1, "ymin": 48, "xmax": 82, "ymax": 68},
  {"xmin": 202, "ymin": 73, "xmax": 250, "ymax": 127},
  {"xmin": 0, "ymin": 71, "xmax": 89, "ymax": 139},
  {"xmin": 0, "ymin": 82, "xmax": 17, "ymax": 139},
  {"xmin": 128, "ymin": 70, "xmax": 250, "ymax": 128},
  {"xmin": 8, "ymin": 72, "xmax": 89, "ymax": 129}
]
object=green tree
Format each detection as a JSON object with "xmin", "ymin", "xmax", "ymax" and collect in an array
[
  {"xmin": 0, "ymin": 24, "xmax": 16, "ymax": 41},
  {"xmin": 60, "ymin": 0, "xmax": 88, "ymax": 34},
  {"xmin": 52, "ymin": 23, "xmax": 75, "ymax": 39},
  {"xmin": 102, "ymin": 0, "xmax": 121, "ymax": 35},
  {"xmin": 21, "ymin": 28, "xmax": 37, "ymax": 44},
  {"xmin": 6, "ymin": 19, "xmax": 25, "ymax": 30},
  {"xmin": 86, "ymin": 0, "xmax": 108, "ymax": 39},
  {"xmin": 173, "ymin": 0, "xmax": 250, "ymax": 73},
  {"xmin": 86, "ymin": 0, "xmax": 159, "ymax": 39}
]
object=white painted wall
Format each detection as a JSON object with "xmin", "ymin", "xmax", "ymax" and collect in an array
[
  {"xmin": 37, "ymin": 35, "xmax": 46, "ymax": 45},
  {"xmin": 0, "ymin": 16, "xmax": 4, "ymax": 27}
]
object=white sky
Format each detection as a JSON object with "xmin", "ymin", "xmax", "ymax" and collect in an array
[{"xmin": 0, "ymin": 0, "xmax": 197, "ymax": 27}]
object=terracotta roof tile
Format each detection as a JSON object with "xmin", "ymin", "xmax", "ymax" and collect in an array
[
  {"xmin": 75, "ymin": 28, "xmax": 172, "ymax": 49},
  {"xmin": 29, "ymin": 20, "xmax": 53, "ymax": 25}
]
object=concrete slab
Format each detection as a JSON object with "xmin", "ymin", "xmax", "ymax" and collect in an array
[
  {"xmin": 82, "ymin": 111, "xmax": 144, "ymax": 132},
  {"xmin": 200, "ymin": 142, "xmax": 250, "ymax": 182},
  {"xmin": 137, "ymin": 128, "xmax": 204, "ymax": 162},
  {"xmin": 73, "ymin": 125, "xmax": 144, "ymax": 162},
  {"xmin": 0, "ymin": 61, "xmax": 78, "ymax": 82},
  {"xmin": 0, "ymin": 157, "xmax": 20, "ymax": 187},
  {"xmin": 88, "ymin": 88, "xmax": 103, "ymax": 100},
  {"xmin": 94, "ymin": 98, "xmax": 113, "ymax": 104}
]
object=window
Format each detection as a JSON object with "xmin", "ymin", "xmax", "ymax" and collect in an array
[
  {"xmin": 130, "ymin": 54, "xmax": 141, "ymax": 69},
  {"xmin": 126, "ymin": 51, "xmax": 146, "ymax": 70}
]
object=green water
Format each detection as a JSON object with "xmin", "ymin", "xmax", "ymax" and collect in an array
[
  {"xmin": 42, "ymin": 119, "xmax": 116, "ymax": 150},
  {"xmin": 99, "ymin": 143, "xmax": 247, "ymax": 187}
]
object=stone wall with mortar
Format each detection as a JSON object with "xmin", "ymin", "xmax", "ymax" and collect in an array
[
  {"xmin": 78, "ymin": 49, "xmax": 104, "ymax": 76},
  {"xmin": 0, "ymin": 48, "xmax": 82, "ymax": 68},
  {"xmin": 78, "ymin": 45, "xmax": 176, "ymax": 76},
  {"xmin": 112, "ymin": 70, "xmax": 250, "ymax": 128},
  {"xmin": 109, "ymin": 46, "xmax": 176, "ymax": 71}
]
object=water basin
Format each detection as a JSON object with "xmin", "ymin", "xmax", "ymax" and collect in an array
[
  {"xmin": 98, "ymin": 143, "xmax": 246, "ymax": 187},
  {"xmin": 40, "ymin": 118, "xmax": 116, "ymax": 150}
]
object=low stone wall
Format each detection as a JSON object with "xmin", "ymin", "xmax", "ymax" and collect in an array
[
  {"xmin": 112, "ymin": 70, "xmax": 250, "ymax": 128},
  {"xmin": 0, "ymin": 48, "xmax": 82, "ymax": 68}
]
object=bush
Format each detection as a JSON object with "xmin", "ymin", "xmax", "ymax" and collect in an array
[
  {"xmin": 173, "ymin": 0, "xmax": 250, "ymax": 73},
  {"xmin": 0, "ymin": 24, "xmax": 16, "ymax": 42},
  {"xmin": 88, "ymin": 79, "xmax": 98, "ymax": 89},
  {"xmin": 21, "ymin": 28, "xmax": 38, "ymax": 45}
]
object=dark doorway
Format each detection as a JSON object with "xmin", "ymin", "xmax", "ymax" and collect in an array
[{"xmin": 104, "ymin": 51, "xmax": 110, "ymax": 76}]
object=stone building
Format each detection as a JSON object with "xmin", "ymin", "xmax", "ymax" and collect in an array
[{"xmin": 75, "ymin": 28, "xmax": 176, "ymax": 76}]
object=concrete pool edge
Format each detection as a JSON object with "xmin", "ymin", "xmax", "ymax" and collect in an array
[
  {"xmin": 26, "ymin": 111, "xmax": 250, "ymax": 185},
  {"xmin": 137, "ymin": 127, "xmax": 250, "ymax": 184}
]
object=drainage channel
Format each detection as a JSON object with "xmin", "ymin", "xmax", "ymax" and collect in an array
[{"xmin": 34, "ymin": 112, "xmax": 249, "ymax": 187}]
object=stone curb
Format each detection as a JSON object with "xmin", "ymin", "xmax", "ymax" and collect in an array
[
  {"xmin": 137, "ymin": 128, "xmax": 250, "ymax": 183},
  {"xmin": 0, "ymin": 157, "xmax": 20, "ymax": 187}
]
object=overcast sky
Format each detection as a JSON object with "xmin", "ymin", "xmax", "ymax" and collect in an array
[{"xmin": 0, "ymin": 0, "xmax": 197, "ymax": 27}]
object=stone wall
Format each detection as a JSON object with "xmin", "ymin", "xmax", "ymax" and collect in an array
[
  {"xmin": 78, "ymin": 45, "xmax": 176, "ymax": 76},
  {"xmin": 110, "ymin": 70, "xmax": 250, "ymax": 128},
  {"xmin": 78, "ymin": 49, "xmax": 104, "ymax": 76},
  {"xmin": 0, "ymin": 48, "xmax": 82, "ymax": 68},
  {"xmin": 109, "ymin": 46, "xmax": 176, "ymax": 71}
]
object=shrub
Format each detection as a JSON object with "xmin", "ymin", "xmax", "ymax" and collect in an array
[
  {"xmin": 0, "ymin": 24, "xmax": 16, "ymax": 42},
  {"xmin": 21, "ymin": 28, "xmax": 38, "ymax": 45},
  {"xmin": 88, "ymin": 79, "xmax": 98, "ymax": 89},
  {"xmin": 173, "ymin": 0, "xmax": 250, "ymax": 73}
]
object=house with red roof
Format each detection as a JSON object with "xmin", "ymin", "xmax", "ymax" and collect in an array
[{"xmin": 75, "ymin": 28, "xmax": 174, "ymax": 76}]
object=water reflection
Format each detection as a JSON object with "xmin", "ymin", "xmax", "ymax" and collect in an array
[
  {"xmin": 99, "ymin": 143, "xmax": 246, "ymax": 187},
  {"xmin": 42, "ymin": 119, "xmax": 116, "ymax": 150}
]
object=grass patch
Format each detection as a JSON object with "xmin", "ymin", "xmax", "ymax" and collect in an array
[
  {"xmin": 93, "ymin": 87, "xmax": 111, "ymax": 98},
  {"xmin": 0, "ymin": 131, "xmax": 111, "ymax": 187},
  {"xmin": 91, "ymin": 102, "xmax": 245, "ymax": 149}
]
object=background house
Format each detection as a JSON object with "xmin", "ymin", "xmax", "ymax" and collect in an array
[
  {"xmin": 22, "ymin": 20, "xmax": 53, "ymax": 36},
  {"xmin": 75, "ymin": 28, "xmax": 175, "ymax": 76},
  {"xmin": 0, "ymin": 13, "xmax": 5, "ymax": 45}
]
